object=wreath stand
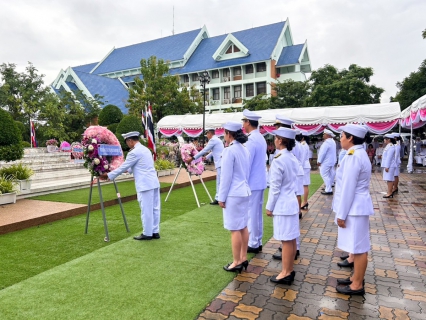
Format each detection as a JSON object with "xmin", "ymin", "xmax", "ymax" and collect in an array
[
  {"xmin": 165, "ymin": 163, "xmax": 213, "ymax": 207},
  {"xmin": 85, "ymin": 175, "xmax": 130, "ymax": 242}
]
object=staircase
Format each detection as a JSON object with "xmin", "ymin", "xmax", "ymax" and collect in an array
[{"xmin": 0, "ymin": 148, "xmax": 133, "ymax": 199}]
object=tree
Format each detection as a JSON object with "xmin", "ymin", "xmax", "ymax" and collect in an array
[
  {"xmin": 306, "ymin": 64, "xmax": 384, "ymax": 107},
  {"xmin": 243, "ymin": 94, "xmax": 274, "ymax": 111},
  {"xmin": 115, "ymin": 115, "xmax": 144, "ymax": 151},
  {"xmin": 127, "ymin": 56, "xmax": 201, "ymax": 122},
  {"xmin": 0, "ymin": 108, "xmax": 23, "ymax": 162},
  {"xmin": 391, "ymin": 59, "xmax": 426, "ymax": 110},
  {"xmin": 272, "ymin": 79, "xmax": 311, "ymax": 108},
  {"xmin": 98, "ymin": 104, "xmax": 123, "ymax": 126}
]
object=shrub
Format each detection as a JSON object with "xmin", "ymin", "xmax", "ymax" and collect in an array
[
  {"xmin": 14, "ymin": 121, "xmax": 29, "ymax": 142},
  {"xmin": 107, "ymin": 123, "xmax": 119, "ymax": 134},
  {"xmin": 115, "ymin": 115, "xmax": 144, "ymax": 151},
  {"xmin": 98, "ymin": 104, "xmax": 123, "ymax": 126},
  {"xmin": 0, "ymin": 163, "xmax": 34, "ymax": 180},
  {"xmin": 21, "ymin": 141, "xmax": 31, "ymax": 148},
  {"xmin": 154, "ymin": 159, "xmax": 175, "ymax": 170},
  {"xmin": 0, "ymin": 174, "xmax": 18, "ymax": 194},
  {"xmin": 0, "ymin": 109, "xmax": 24, "ymax": 162}
]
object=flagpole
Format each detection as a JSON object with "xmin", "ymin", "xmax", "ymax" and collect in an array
[{"xmin": 30, "ymin": 118, "xmax": 33, "ymax": 148}]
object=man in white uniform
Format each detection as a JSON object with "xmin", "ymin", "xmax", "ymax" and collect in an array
[
  {"xmin": 101, "ymin": 131, "xmax": 161, "ymax": 240},
  {"xmin": 187, "ymin": 128, "xmax": 224, "ymax": 205},
  {"xmin": 317, "ymin": 129, "xmax": 337, "ymax": 195},
  {"xmin": 374, "ymin": 142, "xmax": 384, "ymax": 166},
  {"xmin": 242, "ymin": 109, "xmax": 267, "ymax": 254}
]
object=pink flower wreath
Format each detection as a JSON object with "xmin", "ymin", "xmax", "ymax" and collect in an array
[
  {"xmin": 180, "ymin": 143, "xmax": 204, "ymax": 175},
  {"xmin": 81, "ymin": 126, "xmax": 124, "ymax": 176}
]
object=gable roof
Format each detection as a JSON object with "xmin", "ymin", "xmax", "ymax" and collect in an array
[
  {"xmin": 171, "ymin": 21, "xmax": 285, "ymax": 74},
  {"xmin": 74, "ymin": 70, "xmax": 129, "ymax": 113},
  {"xmin": 277, "ymin": 43, "xmax": 305, "ymax": 66},
  {"xmin": 92, "ymin": 29, "xmax": 202, "ymax": 75},
  {"xmin": 72, "ymin": 62, "xmax": 99, "ymax": 73}
]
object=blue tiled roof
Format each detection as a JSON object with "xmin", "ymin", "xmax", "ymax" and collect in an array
[
  {"xmin": 92, "ymin": 29, "xmax": 202, "ymax": 75},
  {"xmin": 65, "ymin": 81, "xmax": 79, "ymax": 92},
  {"xmin": 121, "ymin": 74, "xmax": 143, "ymax": 83},
  {"xmin": 277, "ymin": 44, "xmax": 304, "ymax": 66},
  {"xmin": 74, "ymin": 70, "xmax": 129, "ymax": 113},
  {"xmin": 171, "ymin": 22, "xmax": 285, "ymax": 74},
  {"xmin": 72, "ymin": 62, "xmax": 98, "ymax": 73}
]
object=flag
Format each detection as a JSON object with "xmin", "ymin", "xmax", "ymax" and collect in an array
[
  {"xmin": 141, "ymin": 109, "xmax": 146, "ymax": 134},
  {"xmin": 146, "ymin": 104, "xmax": 157, "ymax": 160},
  {"xmin": 30, "ymin": 120, "xmax": 37, "ymax": 147}
]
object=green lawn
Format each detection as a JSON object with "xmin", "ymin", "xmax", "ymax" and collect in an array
[{"xmin": 0, "ymin": 174, "xmax": 322, "ymax": 319}]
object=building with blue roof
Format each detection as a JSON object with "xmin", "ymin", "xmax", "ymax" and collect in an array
[{"xmin": 51, "ymin": 20, "xmax": 311, "ymax": 114}]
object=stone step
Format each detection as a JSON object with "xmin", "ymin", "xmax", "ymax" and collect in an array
[{"xmin": 31, "ymin": 168, "xmax": 90, "ymax": 183}]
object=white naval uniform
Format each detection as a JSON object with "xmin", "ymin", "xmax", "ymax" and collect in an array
[
  {"xmin": 334, "ymin": 145, "xmax": 374, "ymax": 254},
  {"xmin": 374, "ymin": 147, "xmax": 384, "ymax": 165},
  {"xmin": 245, "ymin": 129, "xmax": 267, "ymax": 249},
  {"xmin": 301, "ymin": 141, "xmax": 311, "ymax": 186},
  {"xmin": 266, "ymin": 149, "xmax": 300, "ymax": 241},
  {"xmin": 292, "ymin": 141, "xmax": 305, "ymax": 196},
  {"xmin": 108, "ymin": 142, "xmax": 161, "ymax": 236},
  {"xmin": 218, "ymin": 141, "xmax": 251, "ymax": 231},
  {"xmin": 193, "ymin": 135, "xmax": 224, "ymax": 200},
  {"xmin": 394, "ymin": 143, "xmax": 401, "ymax": 176},
  {"xmin": 317, "ymin": 138, "xmax": 337, "ymax": 193},
  {"xmin": 381, "ymin": 143, "xmax": 396, "ymax": 182}
]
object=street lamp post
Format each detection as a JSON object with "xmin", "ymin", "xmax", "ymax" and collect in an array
[{"xmin": 199, "ymin": 71, "xmax": 210, "ymax": 147}]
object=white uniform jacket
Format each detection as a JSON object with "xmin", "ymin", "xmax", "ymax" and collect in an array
[
  {"xmin": 108, "ymin": 142, "xmax": 160, "ymax": 192},
  {"xmin": 193, "ymin": 135, "xmax": 224, "ymax": 169},
  {"xmin": 301, "ymin": 141, "xmax": 311, "ymax": 169},
  {"xmin": 245, "ymin": 129, "xmax": 267, "ymax": 191},
  {"xmin": 381, "ymin": 143, "xmax": 396, "ymax": 169},
  {"xmin": 218, "ymin": 141, "xmax": 251, "ymax": 202},
  {"xmin": 394, "ymin": 143, "xmax": 401, "ymax": 166},
  {"xmin": 265, "ymin": 149, "xmax": 299, "ymax": 215},
  {"xmin": 292, "ymin": 141, "xmax": 305, "ymax": 176},
  {"xmin": 334, "ymin": 145, "xmax": 374, "ymax": 221},
  {"xmin": 317, "ymin": 138, "xmax": 337, "ymax": 166}
]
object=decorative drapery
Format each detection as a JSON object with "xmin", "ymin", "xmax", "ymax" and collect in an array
[
  {"xmin": 182, "ymin": 128, "xmax": 204, "ymax": 137},
  {"xmin": 158, "ymin": 128, "xmax": 182, "ymax": 137}
]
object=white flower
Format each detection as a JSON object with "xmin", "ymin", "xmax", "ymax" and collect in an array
[
  {"xmin": 88, "ymin": 145, "xmax": 94, "ymax": 151},
  {"xmin": 91, "ymin": 139, "xmax": 97, "ymax": 144},
  {"xmin": 94, "ymin": 158, "xmax": 100, "ymax": 165},
  {"xmin": 104, "ymin": 165, "xmax": 109, "ymax": 170}
]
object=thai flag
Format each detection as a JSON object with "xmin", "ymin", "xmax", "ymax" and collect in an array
[
  {"xmin": 30, "ymin": 120, "xmax": 37, "ymax": 147},
  {"xmin": 147, "ymin": 104, "xmax": 156, "ymax": 160}
]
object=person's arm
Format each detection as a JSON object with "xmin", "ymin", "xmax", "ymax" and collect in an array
[
  {"xmin": 317, "ymin": 142, "xmax": 328, "ymax": 164},
  {"xmin": 336, "ymin": 156, "xmax": 360, "ymax": 224},
  {"xmin": 265, "ymin": 157, "xmax": 284, "ymax": 212},
  {"xmin": 193, "ymin": 140, "xmax": 215, "ymax": 160},
  {"xmin": 217, "ymin": 149, "xmax": 232, "ymax": 204},
  {"xmin": 107, "ymin": 152, "xmax": 138, "ymax": 180}
]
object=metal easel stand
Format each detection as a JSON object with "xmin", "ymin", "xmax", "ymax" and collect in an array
[
  {"xmin": 85, "ymin": 175, "xmax": 130, "ymax": 242},
  {"xmin": 164, "ymin": 164, "xmax": 213, "ymax": 207}
]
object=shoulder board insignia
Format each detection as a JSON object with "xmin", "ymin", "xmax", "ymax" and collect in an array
[
  {"xmin": 274, "ymin": 153, "xmax": 282, "ymax": 159},
  {"xmin": 302, "ymin": 141, "xmax": 306, "ymax": 145},
  {"xmin": 348, "ymin": 149, "xmax": 355, "ymax": 155}
]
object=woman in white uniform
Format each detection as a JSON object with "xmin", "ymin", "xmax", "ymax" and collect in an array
[
  {"xmin": 266, "ymin": 127, "xmax": 300, "ymax": 285},
  {"xmin": 334, "ymin": 124, "xmax": 374, "ymax": 295},
  {"xmin": 300, "ymin": 134, "xmax": 311, "ymax": 210},
  {"xmin": 218, "ymin": 122, "xmax": 251, "ymax": 273},
  {"xmin": 392, "ymin": 133, "xmax": 402, "ymax": 195},
  {"xmin": 381, "ymin": 134, "xmax": 396, "ymax": 198}
]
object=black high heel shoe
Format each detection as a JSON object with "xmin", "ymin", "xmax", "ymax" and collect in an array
[
  {"xmin": 242, "ymin": 260, "xmax": 248, "ymax": 270},
  {"xmin": 223, "ymin": 263, "xmax": 243, "ymax": 273},
  {"xmin": 383, "ymin": 194, "xmax": 393, "ymax": 199},
  {"xmin": 270, "ymin": 271, "xmax": 296, "ymax": 285},
  {"xmin": 392, "ymin": 188, "xmax": 398, "ymax": 196},
  {"xmin": 301, "ymin": 203, "xmax": 309, "ymax": 210}
]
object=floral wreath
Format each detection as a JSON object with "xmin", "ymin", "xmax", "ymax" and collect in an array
[
  {"xmin": 180, "ymin": 143, "xmax": 204, "ymax": 175},
  {"xmin": 71, "ymin": 142, "xmax": 84, "ymax": 159},
  {"xmin": 81, "ymin": 126, "xmax": 124, "ymax": 177}
]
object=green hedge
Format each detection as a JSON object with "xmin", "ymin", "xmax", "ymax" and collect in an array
[
  {"xmin": 115, "ymin": 115, "xmax": 144, "ymax": 151},
  {"xmin": 98, "ymin": 104, "xmax": 123, "ymax": 126}
]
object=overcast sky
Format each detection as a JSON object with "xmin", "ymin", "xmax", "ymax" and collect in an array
[{"xmin": 1, "ymin": 0, "xmax": 425, "ymax": 103}]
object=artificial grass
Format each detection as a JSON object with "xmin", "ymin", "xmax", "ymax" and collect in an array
[{"xmin": 30, "ymin": 180, "xmax": 171, "ymax": 204}]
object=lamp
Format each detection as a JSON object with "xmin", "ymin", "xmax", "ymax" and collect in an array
[{"xmin": 199, "ymin": 71, "xmax": 211, "ymax": 147}]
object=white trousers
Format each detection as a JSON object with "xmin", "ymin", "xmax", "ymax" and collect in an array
[
  {"xmin": 248, "ymin": 190, "xmax": 264, "ymax": 248},
  {"xmin": 320, "ymin": 165, "xmax": 333, "ymax": 192},
  {"xmin": 137, "ymin": 188, "xmax": 161, "ymax": 236},
  {"xmin": 215, "ymin": 167, "xmax": 221, "ymax": 201}
]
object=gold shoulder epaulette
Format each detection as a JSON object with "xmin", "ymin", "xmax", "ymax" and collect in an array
[
  {"xmin": 274, "ymin": 153, "xmax": 282, "ymax": 159},
  {"xmin": 348, "ymin": 149, "xmax": 355, "ymax": 155}
]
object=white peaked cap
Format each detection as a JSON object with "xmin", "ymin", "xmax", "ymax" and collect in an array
[
  {"xmin": 339, "ymin": 124, "xmax": 368, "ymax": 139},
  {"xmin": 223, "ymin": 121, "xmax": 242, "ymax": 132}
]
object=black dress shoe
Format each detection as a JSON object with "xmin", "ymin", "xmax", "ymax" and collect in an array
[
  {"xmin": 301, "ymin": 203, "xmax": 309, "ymax": 210},
  {"xmin": 152, "ymin": 233, "xmax": 160, "ymax": 239},
  {"xmin": 278, "ymin": 247, "xmax": 282, "ymax": 252},
  {"xmin": 336, "ymin": 285, "xmax": 365, "ymax": 295},
  {"xmin": 337, "ymin": 278, "xmax": 365, "ymax": 286},
  {"xmin": 223, "ymin": 263, "xmax": 243, "ymax": 273},
  {"xmin": 299, "ymin": 212, "xmax": 303, "ymax": 219},
  {"xmin": 133, "ymin": 234, "xmax": 152, "ymax": 240},
  {"xmin": 270, "ymin": 272, "xmax": 295, "ymax": 285},
  {"xmin": 247, "ymin": 245, "xmax": 262, "ymax": 253},
  {"xmin": 210, "ymin": 200, "xmax": 219, "ymax": 205},
  {"xmin": 321, "ymin": 191, "xmax": 333, "ymax": 195},
  {"xmin": 272, "ymin": 252, "xmax": 282, "ymax": 260},
  {"xmin": 294, "ymin": 250, "xmax": 300, "ymax": 260},
  {"xmin": 337, "ymin": 259, "xmax": 354, "ymax": 268},
  {"xmin": 340, "ymin": 254, "xmax": 349, "ymax": 260}
]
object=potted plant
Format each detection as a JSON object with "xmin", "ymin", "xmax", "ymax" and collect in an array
[
  {"xmin": 46, "ymin": 139, "xmax": 58, "ymax": 152},
  {"xmin": 154, "ymin": 159, "xmax": 175, "ymax": 176},
  {"xmin": 0, "ymin": 164, "xmax": 34, "ymax": 192},
  {"xmin": 0, "ymin": 174, "xmax": 18, "ymax": 205}
]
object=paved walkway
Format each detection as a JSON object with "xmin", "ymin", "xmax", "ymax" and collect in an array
[{"xmin": 198, "ymin": 170, "xmax": 426, "ymax": 320}]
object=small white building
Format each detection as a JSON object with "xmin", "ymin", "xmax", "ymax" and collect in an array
[{"xmin": 51, "ymin": 20, "xmax": 312, "ymax": 114}]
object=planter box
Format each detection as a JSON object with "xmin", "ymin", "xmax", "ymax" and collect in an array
[
  {"xmin": 19, "ymin": 179, "xmax": 32, "ymax": 193},
  {"xmin": 157, "ymin": 170, "xmax": 165, "ymax": 177},
  {"xmin": 0, "ymin": 192, "xmax": 17, "ymax": 205},
  {"xmin": 47, "ymin": 145, "xmax": 57, "ymax": 153}
]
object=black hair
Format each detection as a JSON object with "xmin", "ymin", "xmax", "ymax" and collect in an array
[
  {"xmin": 390, "ymin": 137, "xmax": 396, "ymax": 144},
  {"xmin": 342, "ymin": 131, "xmax": 365, "ymax": 145},
  {"xmin": 274, "ymin": 123, "xmax": 292, "ymax": 129},
  {"xmin": 295, "ymin": 134, "xmax": 303, "ymax": 142},
  {"xmin": 225, "ymin": 129, "xmax": 248, "ymax": 144},
  {"xmin": 127, "ymin": 136, "xmax": 140, "ymax": 142},
  {"xmin": 303, "ymin": 136, "xmax": 310, "ymax": 144},
  {"xmin": 247, "ymin": 119, "xmax": 259, "ymax": 128},
  {"xmin": 276, "ymin": 135, "xmax": 296, "ymax": 151}
]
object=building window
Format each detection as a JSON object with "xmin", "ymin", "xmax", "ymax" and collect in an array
[
  {"xmin": 234, "ymin": 86, "xmax": 242, "ymax": 98},
  {"xmin": 225, "ymin": 44, "xmax": 241, "ymax": 54},
  {"xmin": 245, "ymin": 65, "xmax": 253, "ymax": 74},
  {"xmin": 213, "ymin": 88, "xmax": 219, "ymax": 100},
  {"xmin": 224, "ymin": 87, "xmax": 230, "ymax": 99},
  {"xmin": 256, "ymin": 62, "xmax": 267, "ymax": 72},
  {"xmin": 212, "ymin": 70, "xmax": 219, "ymax": 79},
  {"xmin": 233, "ymin": 67, "xmax": 241, "ymax": 76},
  {"xmin": 223, "ymin": 69, "xmax": 230, "ymax": 78},
  {"xmin": 256, "ymin": 82, "xmax": 266, "ymax": 95},
  {"xmin": 183, "ymin": 74, "xmax": 189, "ymax": 83},
  {"xmin": 246, "ymin": 84, "xmax": 254, "ymax": 97},
  {"xmin": 192, "ymin": 73, "xmax": 199, "ymax": 81}
]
